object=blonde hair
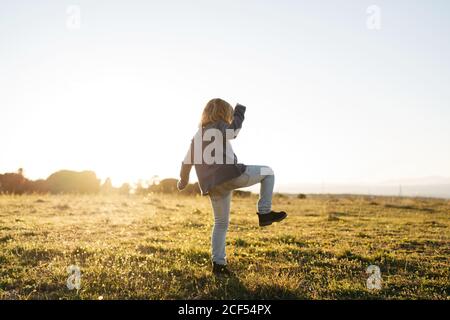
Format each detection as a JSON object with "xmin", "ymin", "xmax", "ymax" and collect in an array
[{"xmin": 200, "ymin": 98, "xmax": 233, "ymax": 127}]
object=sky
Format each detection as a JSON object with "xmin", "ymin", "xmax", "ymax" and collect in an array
[{"xmin": 1, "ymin": 0, "xmax": 450, "ymax": 191}]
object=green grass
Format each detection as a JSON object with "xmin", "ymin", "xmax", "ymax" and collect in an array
[{"xmin": 0, "ymin": 193, "xmax": 449, "ymax": 300}]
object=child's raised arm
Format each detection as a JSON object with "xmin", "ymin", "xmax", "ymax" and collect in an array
[{"xmin": 218, "ymin": 103, "xmax": 246, "ymax": 139}]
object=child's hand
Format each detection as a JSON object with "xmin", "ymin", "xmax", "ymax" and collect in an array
[{"xmin": 177, "ymin": 179, "xmax": 188, "ymax": 191}]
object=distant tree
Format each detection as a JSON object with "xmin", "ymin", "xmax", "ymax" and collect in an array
[
  {"xmin": 146, "ymin": 179, "xmax": 201, "ymax": 195},
  {"xmin": 0, "ymin": 171, "xmax": 27, "ymax": 194},
  {"xmin": 119, "ymin": 183, "xmax": 131, "ymax": 195},
  {"xmin": 27, "ymin": 179, "xmax": 49, "ymax": 194},
  {"xmin": 233, "ymin": 190, "xmax": 251, "ymax": 198},
  {"xmin": 134, "ymin": 179, "xmax": 149, "ymax": 195},
  {"xmin": 158, "ymin": 178, "xmax": 178, "ymax": 193},
  {"xmin": 46, "ymin": 170, "xmax": 100, "ymax": 194},
  {"xmin": 180, "ymin": 182, "xmax": 201, "ymax": 196},
  {"xmin": 101, "ymin": 178, "xmax": 113, "ymax": 194}
]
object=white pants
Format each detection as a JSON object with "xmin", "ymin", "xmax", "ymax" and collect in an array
[{"xmin": 209, "ymin": 165, "xmax": 275, "ymax": 265}]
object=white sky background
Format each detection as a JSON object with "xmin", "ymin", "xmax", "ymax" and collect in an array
[{"xmin": 1, "ymin": 0, "xmax": 450, "ymax": 189}]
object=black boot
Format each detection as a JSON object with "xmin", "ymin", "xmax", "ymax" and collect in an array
[
  {"xmin": 212, "ymin": 262, "xmax": 233, "ymax": 276},
  {"xmin": 257, "ymin": 211, "xmax": 287, "ymax": 227}
]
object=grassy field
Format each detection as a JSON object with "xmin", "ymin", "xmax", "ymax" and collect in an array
[{"xmin": 0, "ymin": 193, "xmax": 449, "ymax": 300}]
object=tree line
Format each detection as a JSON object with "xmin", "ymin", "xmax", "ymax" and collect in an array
[{"xmin": 0, "ymin": 169, "xmax": 201, "ymax": 195}]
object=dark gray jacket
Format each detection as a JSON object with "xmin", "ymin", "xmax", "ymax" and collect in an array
[{"xmin": 179, "ymin": 104, "xmax": 247, "ymax": 195}]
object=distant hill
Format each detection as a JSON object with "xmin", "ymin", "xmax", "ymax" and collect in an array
[
  {"xmin": 276, "ymin": 178, "xmax": 450, "ymax": 199},
  {"xmin": 380, "ymin": 176, "xmax": 450, "ymax": 186}
]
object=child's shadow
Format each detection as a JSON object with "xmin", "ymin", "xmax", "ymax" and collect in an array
[
  {"xmin": 208, "ymin": 272, "xmax": 254, "ymax": 299},
  {"xmin": 208, "ymin": 269, "xmax": 306, "ymax": 299}
]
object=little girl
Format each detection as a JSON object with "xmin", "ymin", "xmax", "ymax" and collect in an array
[{"xmin": 177, "ymin": 98, "xmax": 287, "ymax": 275}]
